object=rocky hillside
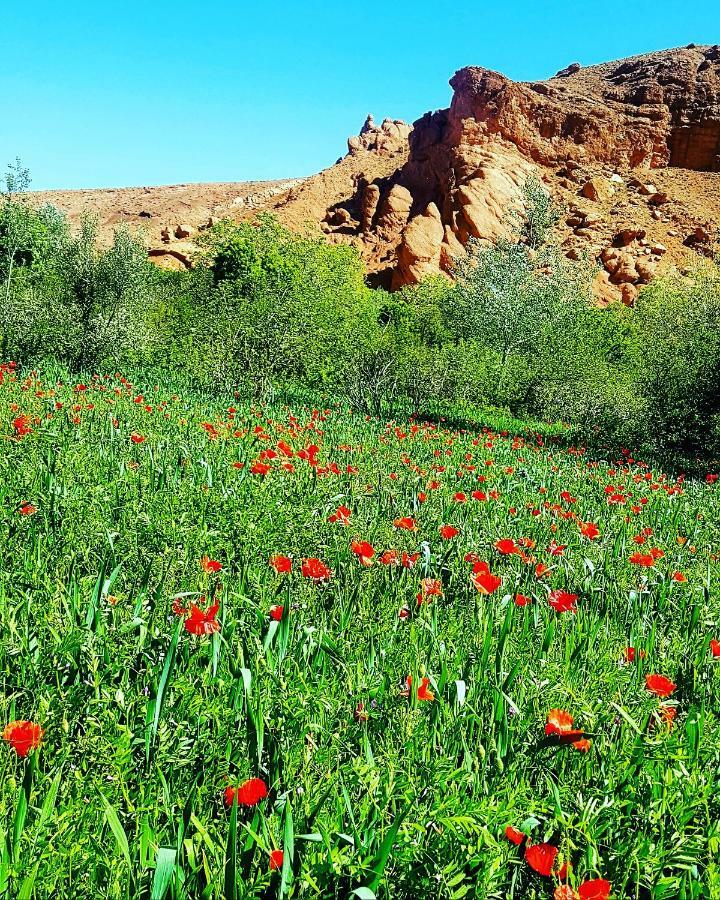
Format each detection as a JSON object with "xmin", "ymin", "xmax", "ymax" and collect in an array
[
  {"xmin": 309, "ymin": 44, "xmax": 720, "ymax": 301},
  {"xmin": 29, "ymin": 45, "xmax": 720, "ymax": 300}
]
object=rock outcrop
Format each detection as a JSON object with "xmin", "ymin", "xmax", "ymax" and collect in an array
[{"xmin": 314, "ymin": 44, "xmax": 720, "ymax": 295}]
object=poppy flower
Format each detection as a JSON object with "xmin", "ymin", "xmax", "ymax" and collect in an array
[
  {"xmin": 710, "ymin": 639, "xmax": 720, "ymax": 658},
  {"xmin": 200, "ymin": 555, "xmax": 222, "ymax": 574},
  {"xmin": 629, "ymin": 552, "xmax": 655, "ymax": 567},
  {"xmin": 269, "ymin": 554, "xmax": 292, "ymax": 574},
  {"xmin": 301, "ymin": 557, "xmax": 331, "ymax": 582},
  {"xmin": 351, "ymin": 540, "xmax": 375, "ymax": 566},
  {"xmin": 554, "ymin": 887, "xmax": 577, "ymax": 900},
  {"xmin": 417, "ymin": 677, "xmax": 435, "ymax": 701},
  {"xmin": 130, "ymin": 433, "xmax": 146, "ymax": 444},
  {"xmin": 380, "ymin": 549, "xmax": 399, "ymax": 566},
  {"xmin": 224, "ymin": 777, "xmax": 268, "ymax": 808},
  {"xmin": 623, "ymin": 647, "xmax": 646, "ymax": 663},
  {"xmin": 439, "ymin": 524, "xmax": 459, "ymax": 540},
  {"xmin": 547, "ymin": 541, "xmax": 567, "ymax": 556},
  {"xmin": 505, "ymin": 825, "xmax": 526, "ymax": 845},
  {"xmin": 548, "ymin": 590, "xmax": 578, "ymax": 613},
  {"xmin": 453, "ymin": 492, "xmax": 467, "ymax": 503},
  {"xmin": 417, "ymin": 577, "xmax": 443, "ymax": 605},
  {"xmin": 579, "ymin": 522, "xmax": 600, "ymax": 539},
  {"xmin": 535, "ymin": 563, "xmax": 550, "ymax": 579},
  {"xmin": 269, "ymin": 605, "xmax": 284, "ymax": 621},
  {"xmin": 545, "ymin": 709, "xmax": 588, "ymax": 749},
  {"xmin": 670, "ymin": 571, "xmax": 687, "ymax": 583},
  {"xmin": 525, "ymin": 842, "xmax": 558, "ymax": 877},
  {"xmin": 470, "ymin": 561, "xmax": 501, "ymax": 595},
  {"xmin": 3, "ymin": 720, "xmax": 44, "ymax": 757},
  {"xmin": 514, "ymin": 594, "xmax": 531, "ymax": 606},
  {"xmin": 329, "ymin": 505, "xmax": 352, "ymax": 525},
  {"xmin": 183, "ymin": 600, "xmax": 220, "ymax": 635},
  {"xmin": 401, "ymin": 551, "xmax": 420, "ymax": 569},
  {"xmin": 578, "ymin": 879, "xmax": 612, "ymax": 900},
  {"xmin": 393, "ymin": 516, "xmax": 418, "ymax": 531},
  {"xmin": 495, "ymin": 538, "xmax": 519, "ymax": 555},
  {"xmin": 18, "ymin": 503, "xmax": 37, "ymax": 516},
  {"xmin": 645, "ymin": 674, "xmax": 676, "ymax": 698},
  {"xmin": 269, "ymin": 849, "xmax": 284, "ymax": 871},
  {"xmin": 250, "ymin": 461, "xmax": 270, "ymax": 476},
  {"xmin": 13, "ymin": 415, "xmax": 32, "ymax": 437}
]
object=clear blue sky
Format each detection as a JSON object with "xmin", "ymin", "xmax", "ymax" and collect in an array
[{"xmin": 3, "ymin": 1, "xmax": 717, "ymax": 190}]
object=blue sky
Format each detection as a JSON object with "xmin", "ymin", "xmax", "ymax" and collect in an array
[{"xmin": 3, "ymin": 1, "xmax": 718, "ymax": 190}]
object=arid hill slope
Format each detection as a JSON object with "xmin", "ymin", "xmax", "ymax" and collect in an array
[{"xmin": 28, "ymin": 45, "xmax": 720, "ymax": 298}]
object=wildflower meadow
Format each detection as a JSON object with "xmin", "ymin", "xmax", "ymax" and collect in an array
[{"xmin": 0, "ymin": 362, "xmax": 719, "ymax": 898}]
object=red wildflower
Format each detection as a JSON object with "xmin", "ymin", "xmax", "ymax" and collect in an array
[
  {"xmin": 200, "ymin": 555, "xmax": 222, "ymax": 574},
  {"xmin": 2, "ymin": 721, "xmax": 44, "ymax": 757},
  {"xmin": 380, "ymin": 549, "xmax": 399, "ymax": 566},
  {"xmin": 224, "ymin": 777, "xmax": 268, "ymax": 808},
  {"xmin": 548, "ymin": 590, "xmax": 578, "ymax": 613},
  {"xmin": 495, "ymin": 538, "xmax": 519, "ymax": 555},
  {"xmin": 579, "ymin": 522, "xmax": 600, "ymax": 539},
  {"xmin": 525, "ymin": 842, "xmax": 558, "ymax": 877},
  {"xmin": 645, "ymin": 674, "xmax": 676, "ymax": 698},
  {"xmin": 351, "ymin": 540, "xmax": 375, "ymax": 566},
  {"xmin": 505, "ymin": 825, "xmax": 527, "ymax": 845},
  {"xmin": 554, "ymin": 887, "xmax": 577, "ymax": 900},
  {"xmin": 470, "ymin": 561, "xmax": 501, "ymax": 595},
  {"xmin": 12, "ymin": 415, "xmax": 31, "ymax": 437},
  {"xmin": 578, "ymin": 879, "xmax": 612, "ymax": 900},
  {"xmin": 269, "ymin": 849, "xmax": 284, "ymax": 871},
  {"xmin": 710, "ymin": 639, "xmax": 720, "ymax": 658},
  {"xmin": 629, "ymin": 552, "xmax": 655, "ymax": 567},
  {"xmin": 417, "ymin": 577, "xmax": 443, "ymax": 605},
  {"xmin": 670, "ymin": 571, "xmax": 687, "ymax": 583},
  {"xmin": 393, "ymin": 516, "xmax": 418, "ymax": 531},
  {"xmin": 269, "ymin": 605, "xmax": 284, "ymax": 621},
  {"xmin": 269, "ymin": 554, "xmax": 292, "ymax": 574},
  {"xmin": 301, "ymin": 557, "xmax": 331, "ymax": 582},
  {"xmin": 183, "ymin": 600, "xmax": 220, "ymax": 636},
  {"xmin": 401, "ymin": 551, "xmax": 420, "ymax": 569},
  {"xmin": 130, "ymin": 432, "xmax": 146, "ymax": 444},
  {"xmin": 417, "ymin": 676, "xmax": 435, "ymax": 701},
  {"xmin": 250, "ymin": 461, "xmax": 270, "ymax": 476},
  {"xmin": 514, "ymin": 593, "xmax": 532, "ymax": 606},
  {"xmin": 439, "ymin": 524, "xmax": 459, "ymax": 540},
  {"xmin": 328, "ymin": 505, "xmax": 352, "ymax": 525},
  {"xmin": 623, "ymin": 647, "xmax": 646, "ymax": 663},
  {"xmin": 18, "ymin": 503, "xmax": 37, "ymax": 516}
]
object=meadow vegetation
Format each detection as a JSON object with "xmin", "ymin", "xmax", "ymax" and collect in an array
[{"xmin": 0, "ymin": 164, "xmax": 719, "ymax": 899}]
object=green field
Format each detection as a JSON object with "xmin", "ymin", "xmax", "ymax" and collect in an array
[{"xmin": 0, "ymin": 364, "xmax": 718, "ymax": 899}]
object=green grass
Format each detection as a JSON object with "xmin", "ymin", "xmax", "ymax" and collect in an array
[{"xmin": 0, "ymin": 365, "xmax": 718, "ymax": 899}]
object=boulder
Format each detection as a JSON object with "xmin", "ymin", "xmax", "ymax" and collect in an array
[
  {"xmin": 360, "ymin": 183, "xmax": 381, "ymax": 232},
  {"xmin": 581, "ymin": 177, "xmax": 614, "ymax": 203},
  {"xmin": 393, "ymin": 203, "xmax": 445, "ymax": 288},
  {"xmin": 376, "ymin": 185, "xmax": 413, "ymax": 237}
]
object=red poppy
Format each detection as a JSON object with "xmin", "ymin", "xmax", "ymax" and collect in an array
[
  {"xmin": 514, "ymin": 594, "xmax": 531, "ymax": 606},
  {"xmin": 401, "ymin": 551, "xmax": 420, "ymax": 569},
  {"xmin": 351, "ymin": 540, "xmax": 375, "ymax": 566},
  {"xmin": 579, "ymin": 522, "xmax": 600, "ymax": 539},
  {"xmin": 623, "ymin": 647, "xmax": 646, "ymax": 663},
  {"xmin": 453, "ymin": 492, "xmax": 467, "ymax": 503},
  {"xmin": 548, "ymin": 590, "xmax": 578, "ymax": 613},
  {"xmin": 301, "ymin": 558, "xmax": 331, "ymax": 582},
  {"xmin": 578, "ymin": 879, "xmax": 612, "ymax": 900},
  {"xmin": 629, "ymin": 552, "xmax": 655, "ymax": 567},
  {"xmin": 18, "ymin": 503, "xmax": 37, "ymax": 516},
  {"xmin": 535, "ymin": 563, "xmax": 550, "ymax": 579},
  {"xmin": 2, "ymin": 720, "xmax": 44, "ymax": 757},
  {"xmin": 495, "ymin": 538, "xmax": 519, "ymax": 555},
  {"xmin": 269, "ymin": 605, "xmax": 284, "ymax": 621},
  {"xmin": 439, "ymin": 524, "xmax": 459, "ymax": 540},
  {"xmin": 250, "ymin": 461, "xmax": 270, "ymax": 476},
  {"xmin": 224, "ymin": 777, "xmax": 268, "ymax": 807},
  {"xmin": 505, "ymin": 825, "xmax": 526, "ymax": 845},
  {"xmin": 183, "ymin": 600, "xmax": 220, "ymax": 636},
  {"xmin": 200, "ymin": 555, "xmax": 222, "ymax": 574},
  {"xmin": 380, "ymin": 549, "xmax": 399, "ymax": 566},
  {"xmin": 269, "ymin": 554, "xmax": 292, "ymax": 574},
  {"xmin": 329, "ymin": 505, "xmax": 352, "ymax": 525},
  {"xmin": 417, "ymin": 577, "xmax": 443, "ymax": 605},
  {"xmin": 710, "ymin": 639, "xmax": 720, "ymax": 658},
  {"xmin": 554, "ymin": 887, "xmax": 576, "ymax": 900},
  {"xmin": 470, "ymin": 561, "xmax": 501, "ymax": 595},
  {"xmin": 13, "ymin": 415, "xmax": 32, "ymax": 437},
  {"xmin": 525, "ymin": 842, "xmax": 558, "ymax": 877},
  {"xmin": 393, "ymin": 516, "xmax": 418, "ymax": 531},
  {"xmin": 130, "ymin": 433, "xmax": 146, "ymax": 444},
  {"xmin": 417, "ymin": 676, "xmax": 435, "ymax": 701},
  {"xmin": 670, "ymin": 571, "xmax": 687, "ymax": 583},
  {"xmin": 269, "ymin": 849, "xmax": 284, "ymax": 871},
  {"xmin": 645, "ymin": 674, "xmax": 676, "ymax": 698}
]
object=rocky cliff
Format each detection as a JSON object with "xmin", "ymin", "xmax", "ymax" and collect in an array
[{"xmin": 311, "ymin": 44, "xmax": 720, "ymax": 299}]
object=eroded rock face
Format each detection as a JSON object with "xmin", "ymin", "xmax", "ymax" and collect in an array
[{"xmin": 318, "ymin": 45, "xmax": 720, "ymax": 292}]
